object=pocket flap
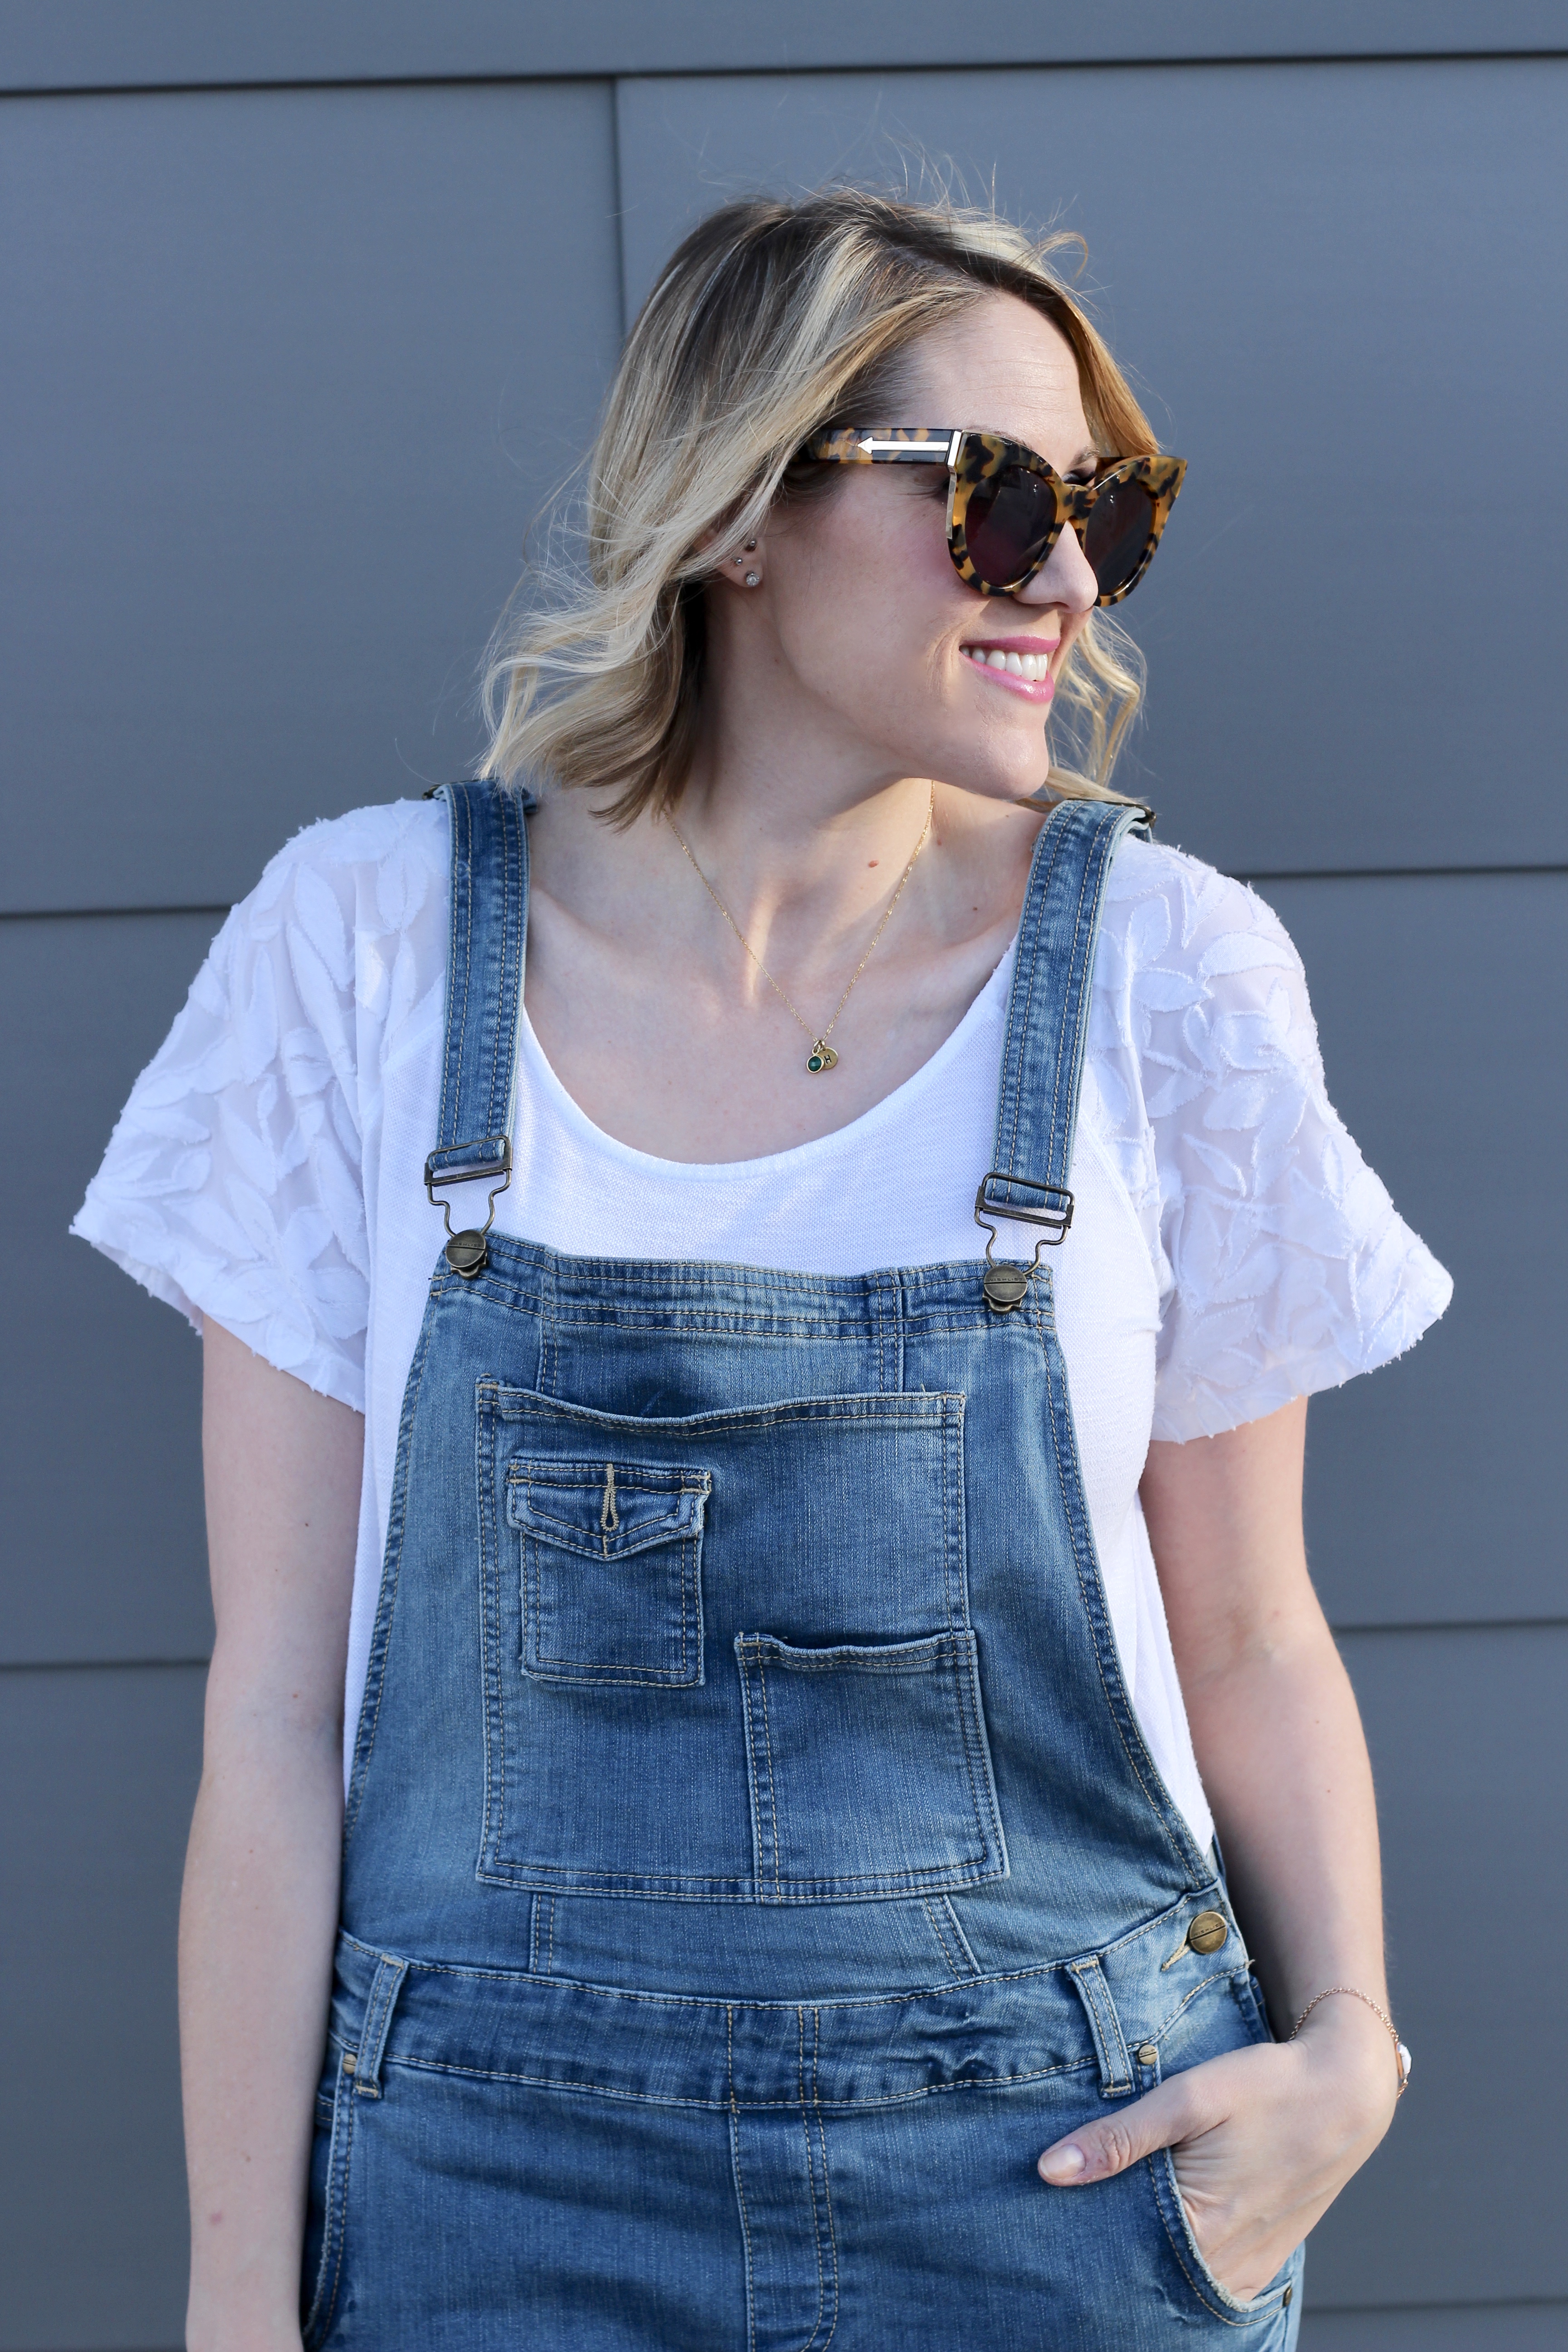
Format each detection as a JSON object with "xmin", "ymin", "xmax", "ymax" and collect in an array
[{"xmin": 506, "ymin": 1458, "xmax": 710, "ymax": 1560}]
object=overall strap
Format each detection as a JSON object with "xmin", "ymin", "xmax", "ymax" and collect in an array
[
  {"xmin": 423, "ymin": 781, "xmax": 530, "ymax": 1273},
  {"xmin": 975, "ymin": 798, "xmax": 1148, "ymax": 1308}
]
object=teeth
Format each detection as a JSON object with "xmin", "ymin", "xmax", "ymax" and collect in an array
[{"xmin": 967, "ymin": 647, "xmax": 1052, "ymax": 682}]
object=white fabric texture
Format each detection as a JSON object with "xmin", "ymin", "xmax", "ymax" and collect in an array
[{"xmin": 75, "ymin": 798, "xmax": 1452, "ymax": 1846}]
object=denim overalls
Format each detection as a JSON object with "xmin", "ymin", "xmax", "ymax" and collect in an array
[{"xmin": 304, "ymin": 785, "xmax": 1304, "ymax": 2348}]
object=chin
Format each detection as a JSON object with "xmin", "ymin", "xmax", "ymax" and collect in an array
[{"xmin": 926, "ymin": 744, "xmax": 1050, "ymax": 807}]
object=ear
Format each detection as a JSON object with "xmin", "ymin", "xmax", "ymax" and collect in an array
[{"xmin": 710, "ymin": 529, "xmax": 764, "ymax": 595}]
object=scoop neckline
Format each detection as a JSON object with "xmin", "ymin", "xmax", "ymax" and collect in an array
[{"xmin": 515, "ymin": 938, "xmax": 1018, "ymax": 1182}]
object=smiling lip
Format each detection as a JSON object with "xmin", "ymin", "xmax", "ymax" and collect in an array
[{"xmin": 962, "ymin": 635, "xmax": 1059, "ymax": 702}]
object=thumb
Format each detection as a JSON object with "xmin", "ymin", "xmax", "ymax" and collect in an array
[{"xmin": 1038, "ymin": 2078, "xmax": 1203, "ymax": 2186}]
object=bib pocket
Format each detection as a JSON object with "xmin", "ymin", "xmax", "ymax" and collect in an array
[
  {"xmin": 507, "ymin": 1460, "xmax": 709, "ymax": 1688},
  {"xmin": 478, "ymin": 1384, "xmax": 998, "ymax": 1902},
  {"xmin": 737, "ymin": 1630, "xmax": 1004, "ymax": 1899}
]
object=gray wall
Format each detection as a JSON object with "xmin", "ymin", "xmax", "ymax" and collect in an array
[{"xmin": 3, "ymin": 7, "xmax": 1563, "ymax": 2347}]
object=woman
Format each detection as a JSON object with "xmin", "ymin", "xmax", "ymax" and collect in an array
[{"xmin": 78, "ymin": 188, "xmax": 1450, "ymax": 2348}]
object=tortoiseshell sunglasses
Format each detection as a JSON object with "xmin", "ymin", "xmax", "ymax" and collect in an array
[{"xmin": 801, "ymin": 428, "xmax": 1187, "ymax": 606}]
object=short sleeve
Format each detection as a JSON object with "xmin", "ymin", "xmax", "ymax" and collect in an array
[
  {"xmin": 71, "ymin": 799, "xmax": 444, "ymax": 1412},
  {"xmin": 1085, "ymin": 841, "xmax": 1453, "ymax": 1444}
]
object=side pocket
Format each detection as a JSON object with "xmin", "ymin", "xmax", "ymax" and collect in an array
[
  {"xmin": 300, "ymin": 2050, "xmax": 356, "ymax": 2350},
  {"xmin": 1148, "ymin": 2149, "xmax": 1303, "ymax": 2332},
  {"xmin": 736, "ymin": 1630, "xmax": 1007, "ymax": 1901}
]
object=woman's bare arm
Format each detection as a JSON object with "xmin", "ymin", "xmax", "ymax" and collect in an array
[
  {"xmin": 182, "ymin": 1321, "xmax": 362, "ymax": 2352},
  {"xmin": 1038, "ymin": 1397, "xmax": 1400, "ymax": 2298}
]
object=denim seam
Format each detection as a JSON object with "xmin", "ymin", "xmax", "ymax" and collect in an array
[
  {"xmin": 941, "ymin": 1411, "xmax": 958, "ymax": 1632},
  {"xmin": 811, "ymin": 2011, "xmax": 841, "ymax": 2351},
  {"xmin": 492, "ymin": 1390, "xmax": 957, "ymax": 1433},
  {"xmin": 968, "ymin": 1640, "xmax": 1007, "ymax": 1863},
  {"xmin": 478, "ymin": 1385, "xmax": 507, "ymax": 1862},
  {"xmin": 1148, "ymin": 2151, "xmax": 1289, "ymax": 2326},
  {"xmin": 352, "ymin": 1955, "xmax": 408, "ymax": 2099},
  {"xmin": 350, "ymin": 1947, "xmax": 1096, "ymax": 2009},
  {"xmin": 336, "ymin": 1926, "xmax": 1164, "ymax": 2008},
  {"xmin": 948, "ymin": 1639, "xmax": 1000, "ymax": 1872},
  {"xmin": 302, "ymin": 2057, "xmax": 355, "ymax": 2348},
  {"xmin": 921, "ymin": 1896, "xmax": 961, "ymax": 1978},
  {"xmin": 1145, "ymin": 1964, "xmax": 1248, "ymax": 2046},
  {"xmin": 1042, "ymin": 824, "xmax": 1095, "ymax": 1185},
  {"xmin": 435, "ymin": 786, "xmax": 466, "ymax": 1148},
  {"xmin": 727, "ymin": 2009, "xmax": 758, "ymax": 2352},
  {"xmin": 475, "ymin": 1867, "xmax": 1008, "ymax": 1895},
  {"xmin": 757, "ymin": 1649, "xmax": 781, "ymax": 1898},
  {"xmin": 492, "ymin": 787, "xmax": 522, "ymax": 1138},
  {"xmin": 939, "ymin": 1896, "xmax": 982, "ymax": 1975},
  {"xmin": 382, "ymin": 2050, "xmax": 1098, "ymax": 2108},
  {"xmin": 1068, "ymin": 1956, "xmax": 1133, "ymax": 2096},
  {"xmin": 342, "ymin": 1303, "xmax": 436, "ymax": 1842},
  {"xmin": 454, "ymin": 787, "xmax": 476, "ymax": 1140},
  {"xmin": 737, "ymin": 1650, "xmax": 769, "ymax": 1896},
  {"xmin": 796, "ymin": 2008, "xmax": 830, "ymax": 2351},
  {"xmin": 994, "ymin": 810, "xmax": 1059, "ymax": 1177}
]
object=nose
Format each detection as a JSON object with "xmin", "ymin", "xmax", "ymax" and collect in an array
[{"xmin": 1014, "ymin": 521, "xmax": 1098, "ymax": 614}]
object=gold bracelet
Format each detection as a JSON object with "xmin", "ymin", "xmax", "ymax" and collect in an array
[{"xmin": 1288, "ymin": 1985, "xmax": 1411, "ymax": 2096}]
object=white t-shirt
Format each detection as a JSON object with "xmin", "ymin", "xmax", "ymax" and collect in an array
[{"xmin": 74, "ymin": 798, "xmax": 1452, "ymax": 1850}]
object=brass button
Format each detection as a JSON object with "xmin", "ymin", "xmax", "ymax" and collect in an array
[
  {"xmin": 445, "ymin": 1229, "xmax": 489, "ymax": 1279},
  {"xmin": 1136, "ymin": 2043, "xmax": 1159, "ymax": 2067},
  {"xmin": 982, "ymin": 1264, "xmax": 1029, "ymax": 1313},
  {"xmin": 1187, "ymin": 1910, "xmax": 1229, "ymax": 1956},
  {"xmin": 342, "ymin": 2052, "xmax": 356, "ymax": 2073},
  {"xmin": 1282, "ymin": 2285, "xmax": 1293, "ymax": 2308}
]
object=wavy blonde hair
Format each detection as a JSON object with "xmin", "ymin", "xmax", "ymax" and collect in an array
[{"xmin": 481, "ymin": 186, "xmax": 1159, "ymax": 824}]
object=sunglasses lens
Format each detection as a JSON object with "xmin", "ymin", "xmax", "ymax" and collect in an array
[
  {"xmin": 963, "ymin": 463, "xmax": 1057, "ymax": 587},
  {"xmin": 1083, "ymin": 476, "xmax": 1156, "ymax": 599}
]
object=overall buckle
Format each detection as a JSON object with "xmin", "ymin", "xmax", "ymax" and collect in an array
[
  {"xmin": 424, "ymin": 1137, "xmax": 512, "ymax": 1278},
  {"xmin": 973, "ymin": 1169, "xmax": 1074, "ymax": 1313}
]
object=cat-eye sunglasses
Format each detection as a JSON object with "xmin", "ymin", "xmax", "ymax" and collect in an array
[{"xmin": 800, "ymin": 427, "xmax": 1186, "ymax": 606}]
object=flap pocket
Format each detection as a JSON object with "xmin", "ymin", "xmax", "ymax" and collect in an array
[
  {"xmin": 507, "ymin": 1458, "xmax": 709, "ymax": 1687},
  {"xmin": 507, "ymin": 1460, "xmax": 708, "ymax": 1560}
]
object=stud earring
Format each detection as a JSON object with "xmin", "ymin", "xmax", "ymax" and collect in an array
[
  {"xmin": 745, "ymin": 571, "xmax": 760, "ymax": 587},
  {"xmin": 744, "ymin": 538, "xmax": 757, "ymax": 551}
]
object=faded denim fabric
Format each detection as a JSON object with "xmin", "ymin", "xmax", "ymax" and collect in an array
[{"xmin": 304, "ymin": 786, "xmax": 1304, "ymax": 2348}]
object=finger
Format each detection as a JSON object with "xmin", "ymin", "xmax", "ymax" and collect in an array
[{"xmin": 1038, "ymin": 2079, "xmax": 1211, "ymax": 2186}]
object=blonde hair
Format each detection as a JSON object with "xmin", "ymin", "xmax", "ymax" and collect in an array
[{"xmin": 481, "ymin": 186, "xmax": 1160, "ymax": 825}]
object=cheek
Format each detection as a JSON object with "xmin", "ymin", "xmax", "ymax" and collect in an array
[{"xmin": 780, "ymin": 488, "xmax": 960, "ymax": 686}]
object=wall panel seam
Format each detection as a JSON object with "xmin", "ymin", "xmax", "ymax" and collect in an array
[
  {"xmin": 5, "ymin": 865, "xmax": 1565, "ymax": 925},
  {"xmin": 3, "ymin": 47, "xmax": 1567, "ymax": 103},
  {"xmin": 0, "ymin": 1657, "xmax": 211, "ymax": 1676},
  {"xmin": 6, "ymin": 1620, "xmax": 1563, "ymax": 1676}
]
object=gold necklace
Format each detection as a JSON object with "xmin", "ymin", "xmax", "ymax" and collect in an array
[{"xmin": 666, "ymin": 784, "xmax": 936, "ymax": 1074}]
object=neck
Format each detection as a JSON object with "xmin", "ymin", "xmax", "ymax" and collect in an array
[{"xmin": 527, "ymin": 649, "xmax": 1038, "ymax": 1003}]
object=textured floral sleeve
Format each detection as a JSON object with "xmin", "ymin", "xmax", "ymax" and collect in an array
[
  {"xmin": 71, "ymin": 801, "xmax": 442, "ymax": 1412},
  {"xmin": 1086, "ymin": 839, "xmax": 1453, "ymax": 1444}
]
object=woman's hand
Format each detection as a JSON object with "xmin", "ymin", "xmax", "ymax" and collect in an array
[{"xmin": 1038, "ymin": 1997, "xmax": 1399, "ymax": 2301}]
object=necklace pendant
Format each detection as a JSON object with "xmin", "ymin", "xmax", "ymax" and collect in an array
[{"xmin": 805, "ymin": 1039, "xmax": 839, "ymax": 1074}]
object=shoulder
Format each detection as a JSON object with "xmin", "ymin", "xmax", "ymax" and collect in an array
[
  {"xmin": 229, "ymin": 796, "xmax": 447, "ymax": 944},
  {"xmin": 1096, "ymin": 834, "xmax": 1304, "ymax": 1010},
  {"xmin": 1080, "ymin": 833, "xmax": 1327, "ymax": 1274},
  {"xmin": 1089, "ymin": 833, "xmax": 1319, "ymax": 1102},
  {"xmin": 211, "ymin": 795, "xmax": 449, "ymax": 1032}
]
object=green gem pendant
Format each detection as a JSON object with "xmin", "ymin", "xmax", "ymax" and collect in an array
[{"xmin": 805, "ymin": 1039, "xmax": 839, "ymax": 1074}]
